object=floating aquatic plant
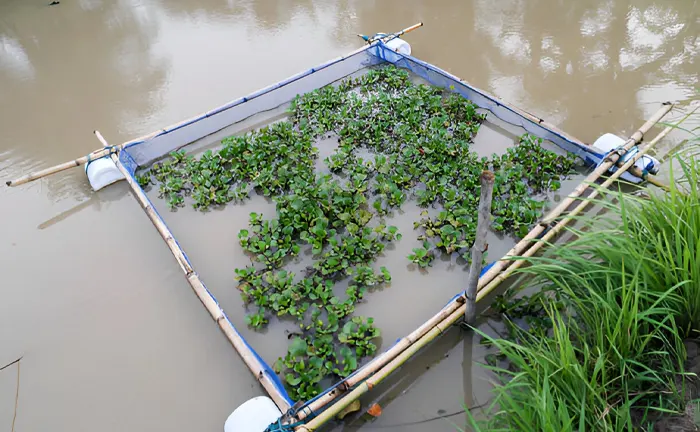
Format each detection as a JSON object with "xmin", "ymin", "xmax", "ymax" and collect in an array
[{"xmin": 139, "ymin": 66, "xmax": 577, "ymax": 399}]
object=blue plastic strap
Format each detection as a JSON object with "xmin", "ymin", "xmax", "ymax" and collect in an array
[
  {"xmin": 265, "ymin": 418, "xmax": 308, "ymax": 432},
  {"xmin": 265, "ymin": 405, "xmax": 317, "ymax": 432},
  {"xmin": 596, "ymin": 145, "xmax": 639, "ymax": 174},
  {"xmin": 84, "ymin": 145, "xmax": 118, "ymax": 170},
  {"xmin": 618, "ymin": 146, "xmax": 639, "ymax": 165}
]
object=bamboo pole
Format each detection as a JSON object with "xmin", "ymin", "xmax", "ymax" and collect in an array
[
  {"xmin": 362, "ymin": 22, "xmax": 424, "ymax": 43},
  {"xmin": 391, "ymin": 22, "xmax": 423, "ymax": 38},
  {"xmin": 298, "ymin": 124, "xmax": 674, "ymax": 431},
  {"xmin": 464, "ymin": 171, "xmax": 495, "ymax": 325},
  {"xmin": 543, "ymin": 102, "xmax": 672, "ymax": 225},
  {"xmin": 92, "ymin": 133, "xmax": 194, "ymax": 275},
  {"xmin": 94, "ymin": 131, "xmax": 292, "ymax": 413},
  {"xmin": 293, "ymin": 103, "xmax": 674, "ymax": 425},
  {"xmin": 624, "ymin": 104, "xmax": 699, "ymax": 193},
  {"xmin": 477, "ymin": 102, "xmax": 673, "ymax": 289},
  {"xmin": 631, "ymin": 169, "xmax": 670, "ymax": 191},
  {"xmin": 296, "ymin": 306, "xmax": 465, "ymax": 431},
  {"xmin": 476, "ymin": 122, "xmax": 675, "ymax": 301},
  {"xmin": 6, "ymin": 23, "xmax": 425, "ymax": 189},
  {"xmin": 293, "ymin": 298, "xmax": 463, "ymax": 421},
  {"xmin": 5, "ymin": 146, "xmax": 120, "ymax": 187}
]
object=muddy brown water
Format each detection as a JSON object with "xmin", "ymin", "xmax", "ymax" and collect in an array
[{"xmin": 0, "ymin": 1, "xmax": 697, "ymax": 431}]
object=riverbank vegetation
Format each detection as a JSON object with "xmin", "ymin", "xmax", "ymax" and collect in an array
[{"xmin": 471, "ymin": 151, "xmax": 700, "ymax": 431}]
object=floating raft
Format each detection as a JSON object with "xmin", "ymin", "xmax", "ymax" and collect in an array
[{"xmin": 6, "ymin": 24, "xmax": 674, "ymax": 432}]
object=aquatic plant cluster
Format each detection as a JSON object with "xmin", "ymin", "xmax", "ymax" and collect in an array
[{"xmin": 138, "ymin": 66, "xmax": 576, "ymax": 400}]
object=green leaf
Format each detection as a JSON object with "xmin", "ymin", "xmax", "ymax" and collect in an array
[
  {"xmin": 289, "ymin": 337, "xmax": 308, "ymax": 357},
  {"xmin": 291, "ymin": 198, "xmax": 304, "ymax": 211},
  {"xmin": 380, "ymin": 266, "xmax": 392, "ymax": 281},
  {"xmin": 285, "ymin": 373, "xmax": 302, "ymax": 386}
]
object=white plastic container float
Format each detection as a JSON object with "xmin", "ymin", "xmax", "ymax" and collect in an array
[
  {"xmin": 591, "ymin": 133, "xmax": 661, "ymax": 183},
  {"xmin": 85, "ymin": 156, "xmax": 125, "ymax": 191},
  {"xmin": 224, "ymin": 396, "xmax": 283, "ymax": 432},
  {"xmin": 384, "ymin": 37, "xmax": 411, "ymax": 55}
]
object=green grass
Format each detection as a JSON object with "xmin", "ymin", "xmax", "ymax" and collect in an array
[
  {"xmin": 467, "ymin": 150, "xmax": 700, "ymax": 431},
  {"xmin": 470, "ymin": 275, "xmax": 686, "ymax": 431},
  {"xmin": 550, "ymin": 156, "xmax": 700, "ymax": 335}
]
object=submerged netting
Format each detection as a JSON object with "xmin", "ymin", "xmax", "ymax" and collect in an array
[
  {"xmin": 121, "ymin": 48, "xmax": 381, "ymax": 170},
  {"xmin": 118, "ymin": 41, "xmax": 605, "ymax": 416},
  {"xmin": 120, "ymin": 43, "xmax": 605, "ymax": 174}
]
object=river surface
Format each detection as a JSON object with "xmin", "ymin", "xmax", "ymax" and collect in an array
[{"xmin": 0, "ymin": 1, "xmax": 697, "ymax": 431}]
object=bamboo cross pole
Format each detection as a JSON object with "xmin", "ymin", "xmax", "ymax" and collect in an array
[
  {"xmin": 5, "ymin": 23, "xmax": 425, "ymax": 189},
  {"xmin": 5, "ymin": 145, "xmax": 122, "ymax": 187},
  {"xmin": 475, "ymin": 102, "xmax": 673, "ymax": 291},
  {"xmin": 293, "ymin": 102, "xmax": 673, "ymax": 425},
  {"xmin": 543, "ymin": 103, "xmax": 672, "ymax": 225},
  {"xmin": 296, "ymin": 305, "xmax": 465, "ymax": 431},
  {"xmin": 298, "ymin": 122, "xmax": 675, "ymax": 431},
  {"xmin": 476, "ymin": 122, "xmax": 675, "ymax": 300},
  {"xmin": 93, "ymin": 131, "xmax": 292, "ymax": 413},
  {"xmin": 358, "ymin": 22, "xmax": 423, "ymax": 43},
  {"xmin": 625, "ymin": 104, "xmax": 699, "ymax": 192},
  {"xmin": 464, "ymin": 171, "xmax": 495, "ymax": 325},
  {"xmin": 376, "ymin": 22, "xmax": 423, "ymax": 42},
  {"xmin": 631, "ymin": 168, "xmax": 670, "ymax": 191},
  {"xmin": 293, "ymin": 296, "xmax": 464, "ymax": 421}
]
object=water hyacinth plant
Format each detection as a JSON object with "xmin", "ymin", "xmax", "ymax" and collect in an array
[{"xmin": 139, "ymin": 66, "xmax": 578, "ymax": 399}]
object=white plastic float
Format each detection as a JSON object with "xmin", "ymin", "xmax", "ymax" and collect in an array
[
  {"xmin": 384, "ymin": 37, "xmax": 411, "ymax": 55},
  {"xmin": 592, "ymin": 133, "xmax": 661, "ymax": 183},
  {"xmin": 85, "ymin": 156, "xmax": 124, "ymax": 191},
  {"xmin": 224, "ymin": 396, "xmax": 283, "ymax": 432}
]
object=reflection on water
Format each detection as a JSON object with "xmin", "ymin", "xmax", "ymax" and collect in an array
[
  {"xmin": 0, "ymin": 35, "xmax": 34, "ymax": 80},
  {"xmin": 0, "ymin": 0, "xmax": 697, "ymax": 431}
]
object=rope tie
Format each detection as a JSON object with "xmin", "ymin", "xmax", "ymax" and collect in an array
[
  {"xmin": 642, "ymin": 168, "xmax": 649, "ymax": 180},
  {"xmin": 602, "ymin": 144, "xmax": 625, "ymax": 163},
  {"xmin": 597, "ymin": 145, "xmax": 639, "ymax": 174},
  {"xmin": 264, "ymin": 404, "xmax": 317, "ymax": 432},
  {"xmin": 618, "ymin": 145, "xmax": 640, "ymax": 166},
  {"xmin": 265, "ymin": 414, "xmax": 314, "ymax": 432},
  {"xmin": 85, "ymin": 146, "xmax": 118, "ymax": 168}
]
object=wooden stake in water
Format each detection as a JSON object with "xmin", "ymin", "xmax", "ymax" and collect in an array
[{"xmin": 464, "ymin": 170, "xmax": 495, "ymax": 325}]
